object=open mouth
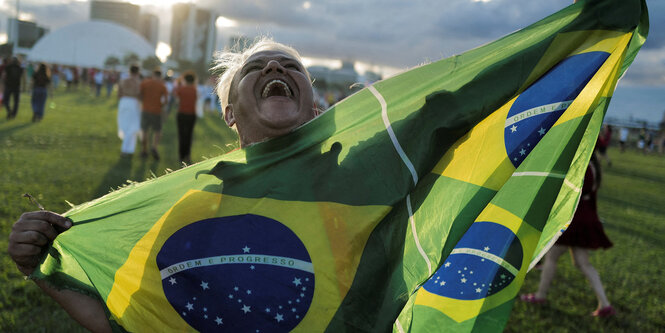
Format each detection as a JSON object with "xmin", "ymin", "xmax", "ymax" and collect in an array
[{"xmin": 261, "ymin": 79, "xmax": 293, "ymax": 98}]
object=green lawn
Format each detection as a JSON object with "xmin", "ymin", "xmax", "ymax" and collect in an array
[{"xmin": 1, "ymin": 87, "xmax": 663, "ymax": 332}]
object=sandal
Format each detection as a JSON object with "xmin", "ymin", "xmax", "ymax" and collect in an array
[
  {"xmin": 520, "ymin": 293, "xmax": 547, "ymax": 304},
  {"xmin": 591, "ymin": 305, "xmax": 616, "ymax": 317}
]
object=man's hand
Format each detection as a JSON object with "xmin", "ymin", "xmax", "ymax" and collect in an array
[{"xmin": 8, "ymin": 211, "xmax": 72, "ymax": 276}]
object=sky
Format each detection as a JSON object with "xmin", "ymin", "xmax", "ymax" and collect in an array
[{"xmin": 0, "ymin": 0, "xmax": 663, "ymax": 124}]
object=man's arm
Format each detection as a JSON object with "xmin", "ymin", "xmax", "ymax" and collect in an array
[{"xmin": 8, "ymin": 211, "xmax": 111, "ymax": 332}]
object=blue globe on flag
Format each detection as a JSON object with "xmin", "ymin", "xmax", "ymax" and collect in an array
[
  {"xmin": 423, "ymin": 222, "xmax": 522, "ymax": 300},
  {"xmin": 156, "ymin": 214, "xmax": 315, "ymax": 332},
  {"xmin": 504, "ymin": 51, "xmax": 609, "ymax": 168}
]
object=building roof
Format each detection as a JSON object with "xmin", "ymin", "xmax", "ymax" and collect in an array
[{"xmin": 27, "ymin": 20, "xmax": 155, "ymax": 68}]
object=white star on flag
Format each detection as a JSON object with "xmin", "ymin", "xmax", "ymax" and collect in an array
[
  {"xmin": 445, "ymin": 262, "xmax": 451, "ymax": 267},
  {"xmin": 241, "ymin": 305, "xmax": 251, "ymax": 313},
  {"xmin": 169, "ymin": 277, "xmax": 176, "ymax": 285},
  {"xmin": 476, "ymin": 288, "xmax": 482, "ymax": 293},
  {"xmin": 510, "ymin": 125, "xmax": 517, "ymax": 133},
  {"xmin": 461, "ymin": 278, "xmax": 467, "ymax": 283},
  {"xmin": 200, "ymin": 281, "xmax": 209, "ymax": 290},
  {"xmin": 275, "ymin": 313, "xmax": 284, "ymax": 322},
  {"xmin": 293, "ymin": 278, "xmax": 302, "ymax": 286},
  {"xmin": 538, "ymin": 127, "xmax": 546, "ymax": 135},
  {"xmin": 439, "ymin": 281, "xmax": 446, "ymax": 286},
  {"xmin": 246, "ymin": 290, "xmax": 252, "ymax": 295},
  {"xmin": 242, "ymin": 246, "xmax": 251, "ymax": 253},
  {"xmin": 265, "ymin": 308, "xmax": 271, "ymax": 313},
  {"xmin": 215, "ymin": 317, "xmax": 223, "ymax": 325},
  {"xmin": 186, "ymin": 302, "xmax": 194, "ymax": 311},
  {"xmin": 519, "ymin": 148, "xmax": 526, "ymax": 156}
]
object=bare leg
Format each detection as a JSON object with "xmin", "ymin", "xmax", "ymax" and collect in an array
[
  {"xmin": 570, "ymin": 247, "xmax": 611, "ymax": 308},
  {"xmin": 535, "ymin": 245, "xmax": 567, "ymax": 299}
]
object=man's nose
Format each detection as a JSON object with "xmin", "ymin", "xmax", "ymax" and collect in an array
[{"xmin": 262, "ymin": 60, "xmax": 286, "ymax": 75}]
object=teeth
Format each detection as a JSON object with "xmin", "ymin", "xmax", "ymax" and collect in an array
[{"xmin": 262, "ymin": 79, "xmax": 292, "ymax": 98}]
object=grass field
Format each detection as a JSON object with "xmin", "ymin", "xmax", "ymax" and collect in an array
[{"xmin": 1, "ymin": 87, "xmax": 664, "ymax": 332}]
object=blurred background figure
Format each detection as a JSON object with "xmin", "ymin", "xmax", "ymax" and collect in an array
[
  {"xmin": 105, "ymin": 70, "xmax": 117, "ymax": 98},
  {"xmin": 117, "ymin": 65, "xmax": 142, "ymax": 157},
  {"xmin": 139, "ymin": 68, "xmax": 168, "ymax": 160},
  {"xmin": 31, "ymin": 63, "xmax": 51, "ymax": 122},
  {"xmin": 3, "ymin": 57, "xmax": 23, "ymax": 120},
  {"xmin": 619, "ymin": 126, "xmax": 629, "ymax": 153},
  {"xmin": 596, "ymin": 124, "xmax": 612, "ymax": 167},
  {"xmin": 174, "ymin": 71, "xmax": 198, "ymax": 165},
  {"xmin": 521, "ymin": 153, "xmax": 615, "ymax": 317},
  {"xmin": 94, "ymin": 69, "xmax": 104, "ymax": 97}
]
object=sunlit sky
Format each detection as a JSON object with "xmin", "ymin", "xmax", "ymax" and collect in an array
[{"xmin": 0, "ymin": 0, "xmax": 663, "ymax": 122}]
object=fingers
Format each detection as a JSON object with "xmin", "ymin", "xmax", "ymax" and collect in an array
[
  {"xmin": 8, "ymin": 211, "xmax": 73, "ymax": 276},
  {"xmin": 19, "ymin": 211, "xmax": 72, "ymax": 230},
  {"xmin": 9, "ymin": 229, "xmax": 51, "ymax": 246}
]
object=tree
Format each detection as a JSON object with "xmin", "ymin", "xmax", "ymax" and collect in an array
[
  {"xmin": 104, "ymin": 55, "xmax": 120, "ymax": 69},
  {"xmin": 122, "ymin": 52, "xmax": 140, "ymax": 66},
  {"xmin": 141, "ymin": 56, "xmax": 163, "ymax": 72},
  {"xmin": 176, "ymin": 58, "xmax": 211, "ymax": 82}
]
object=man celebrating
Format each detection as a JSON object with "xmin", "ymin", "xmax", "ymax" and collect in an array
[
  {"xmin": 8, "ymin": 39, "xmax": 318, "ymax": 332},
  {"xmin": 139, "ymin": 68, "xmax": 168, "ymax": 160}
]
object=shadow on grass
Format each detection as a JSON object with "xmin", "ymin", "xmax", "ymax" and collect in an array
[
  {"xmin": 92, "ymin": 155, "xmax": 155, "ymax": 198},
  {"xmin": 598, "ymin": 193, "xmax": 665, "ymax": 217},
  {"xmin": 0, "ymin": 121, "xmax": 34, "ymax": 139},
  {"xmin": 602, "ymin": 221, "xmax": 665, "ymax": 250}
]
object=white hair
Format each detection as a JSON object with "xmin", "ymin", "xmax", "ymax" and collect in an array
[{"xmin": 213, "ymin": 37, "xmax": 310, "ymax": 122}]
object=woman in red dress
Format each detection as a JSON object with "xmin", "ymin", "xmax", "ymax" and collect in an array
[{"xmin": 521, "ymin": 153, "xmax": 615, "ymax": 317}]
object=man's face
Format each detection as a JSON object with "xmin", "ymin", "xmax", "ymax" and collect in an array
[{"xmin": 226, "ymin": 50, "xmax": 315, "ymax": 147}]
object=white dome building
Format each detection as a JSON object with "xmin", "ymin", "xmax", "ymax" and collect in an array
[{"xmin": 27, "ymin": 20, "xmax": 156, "ymax": 68}]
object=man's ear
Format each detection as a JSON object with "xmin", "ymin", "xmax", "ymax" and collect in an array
[{"xmin": 224, "ymin": 104, "xmax": 236, "ymax": 127}]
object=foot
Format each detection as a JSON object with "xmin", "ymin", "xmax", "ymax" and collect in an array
[
  {"xmin": 151, "ymin": 148, "xmax": 160, "ymax": 161},
  {"xmin": 591, "ymin": 305, "xmax": 615, "ymax": 317},
  {"xmin": 520, "ymin": 293, "xmax": 546, "ymax": 304}
]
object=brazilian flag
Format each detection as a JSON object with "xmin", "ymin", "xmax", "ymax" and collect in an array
[{"xmin": 34, "ymin": 0, "xmax": 647, "ymax": 331}]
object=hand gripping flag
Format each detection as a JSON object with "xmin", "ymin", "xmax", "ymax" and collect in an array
[{"xmin": 33, "ymin": 0, "xmax": 647, "ymax": 331}]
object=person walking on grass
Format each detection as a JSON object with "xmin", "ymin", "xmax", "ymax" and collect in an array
[
  {"xmin": 3, "ymin": 57, "xmax": 23, "ymax": 120},
  {"xmin": 521, "ymin": 152, "xmax": 615, "ymax": 317},
  {"xmin": 30, "ymin": 63, "xmax": 51, "ymax": 122},
  {"xmin": 117, "ymin": 65, "xmax": 142, "ymax": 156},
  {"xmin": 139, "ymin": 68, "xmax": 168, "ymax": 160},
  {"xmin": 174, "ymin": 71, "xmax": 198, "ymax": 165}
]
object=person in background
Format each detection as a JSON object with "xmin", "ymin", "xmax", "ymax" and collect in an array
[
  {"xmin": 521, "ymin": 153, "xmax": 615, "ymax": 317},
  {"xmin": 174, "ymin": 71, "xmax": 198, "ymax": 165},
  {"xmin": 618, "ymin": 127, "xmax": 629, "ymax": 153},
  {"xmin": 164, "ymin": 76, "xmax": 175, "ymax": 115},
  {"xmin": 31, "ymin": 63, "xmax": 51, "ymax": 122},
  {"xmin": 94, "ymin": 69, "xmax": 104, "ymax": 97},
  {"xmin": 3, "ymin": 57, "xmax": 23, "ymax": 120},
  {"xmin": 139, "ymin": 68, "xmax": 168, "ymax": 160},
  {"xmin": 596, "ymin": 124, "xmax": 612, "ymax": 167},
  {"xmin": 51, "ymin": 64, "xmax": 60, "ymax": 91},
  {"xmin": 117, "ymin": 65, "xmax": 142, "ymax": 157},
  {"xmin": 105, "ymin": 70, "xmax": 117, "ymax": 98},
  {"xmin": 63, "ymin": 67, "xmax": 74, "ymax": 91}
]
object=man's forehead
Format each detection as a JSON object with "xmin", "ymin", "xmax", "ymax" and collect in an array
[{"xmin": 243, "ymin": 50, "xmax": 300, "ymax": 66}]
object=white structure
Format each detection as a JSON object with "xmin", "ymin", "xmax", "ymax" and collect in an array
[
  {"xmin": 27, "ymin": 21, "xmax": 155, "ymax": 68},
  {"xmin": 170, "ymin": 3, "xmax": 217, "ymax": 65}
]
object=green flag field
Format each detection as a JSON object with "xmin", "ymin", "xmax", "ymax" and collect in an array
[{"xmin": 1, "ymin": 87, "xmax": 663, "ymax": 332}]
